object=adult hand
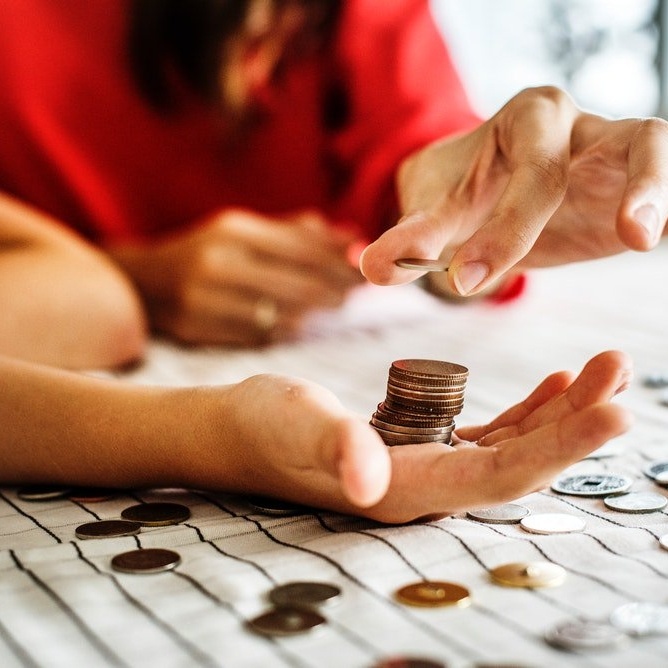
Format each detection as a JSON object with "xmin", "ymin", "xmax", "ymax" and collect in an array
[
  {"xmin": 360, "ymin": 87, "xmax": 668, "ymax": 296},
  {"xmin": 197, "ymin": 350, "xmax": 633, "ymax": 523},
  {"xmin": 111, "ymin": 208, "xmax": 363, "ymax": 346}
]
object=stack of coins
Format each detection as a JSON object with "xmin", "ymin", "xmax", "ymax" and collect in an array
[{"xmin": 370, "ymin": 359, "xmax": 468, "ymax": 446}]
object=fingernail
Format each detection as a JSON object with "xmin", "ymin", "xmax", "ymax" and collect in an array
[
  {"xmin": 453, "ymin": 261, "xmax": 489, "ymax": 295},
  {"xmin": 633, "ymin": 203, "xmax": 660, "ymax": 244}
]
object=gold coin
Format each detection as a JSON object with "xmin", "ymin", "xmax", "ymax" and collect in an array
[
  {"xmin": 394, "ymin": 580, "xmax": 471, "ymax": 608},
  {"xmin": 490, "ymin": 561, "xmax": 566, "ymax": 588}
]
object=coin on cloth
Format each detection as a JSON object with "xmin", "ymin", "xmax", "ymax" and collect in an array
[
  {"xmin": 75, "ymin": 519, "xmax": 141, "ymax": 540},
  {"xmin": 120, "ymin": 502, "xmax": 191, "ymax": 526},
  {"xmin": 466, "ymin": 504, "xmax": 530, "ymax": 524},
  {"xmin": 372, "ymin": 658, "xmax": 446, "ymax": 668},
  {"xmin": 269, "ymin": 581, "xmax": 341, "ymax": 608},
  {"xmin": 394, "ymin": 581, "xmax": 471, "ymax": 608},
  {"xmin": 520, "ymin": 513, "xmax": 586, "ymax": 535},
  {"xmin": 245, "ymin": 495, "xmax": 306, "ymax": 516},
  {"xmin": 111, "ymin": 548, "xmax": 181, "ymax": 574},
  {"xmin": 660, "ymin": 534, "xmax": 668, "ymax": 551},
  {"xmin": 247, "ymin": 606, "xmax": 326, "ymax": 636},
  {"xmin": 68, "ymin": 487, "xmax": 118, "ymax": 503},
  {"xmin": 17, "ymin": 485, "xmax": 72, "ymax": 501},
  {"xmin": 609, "ymin": 601, "xmax": 668, "ymax": 636},
  {"xmin": 644, "ymin": 461, "xmax": 668, "ymax": 485},
  {"xmin": 545, "ymin": 618, "xmax": 628, "ymax": 651},
  {"xmin": 490, "ymin": 562, "xmax": 566, "ymax": 588},
  {"xmin": 603, "ymin": 491, "xmax": 667, "ymax": 513},
  {"xmin": 551, "ymin": 473, "xmax": 632, "ymax": 497}
]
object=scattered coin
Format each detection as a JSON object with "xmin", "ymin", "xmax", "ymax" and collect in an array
[
  {"xmin": 467, "ymin": 504, "xmax": 530, "ymax": 525},
  {"xmin": 120, "ymin": 502, "xmax": 191, "ymax": 526},
  {"xmin": 603, "ymin": 491, "xmax": 667, "ymax": 513},
  {"xmin": 609, "ymin": 601, "xmax": 668, "ymax": 636},
  {"xmin": 373, "ymin": 658, "xmax": 446, "ymax": 668},
  {"xmin": 394, "ymin": 581, "xmax": 471, "ymax": 608},
  {"xmin": 111, "ymin": 548, "xmax": 181, "ymax": 574},
  {"xmin": 490, "ymin": 562, "xmax": 566, "ymax": 589},
  {"xmin": 269, "ymin": 581, "xmax": 341, "ymax": 609},
  {"xmin": 17, "ymin": 485, "xmax": 72, "ymax": 501},
  {"xmin": 395, "ymin": 258, "xmax": 448, "ymax": 272},
  {"xmin": 551, "ymin": 473, "xmax": 632, "ymax": 497},
  {"xmin": 642, "ymin": 372, "xmax": 668, "ymax": 389},
  {"xmin": 660, "ymin": 534, "xmax": 668, "ymax": 551},
  {"xmin": 644, "ymin": 461, "xmax": 668, "ymax": 485},
  {"xmin": 655, "ymin": 470, "xmax": 668, "ymax": 486},
  {"xmin": 75, "ymin": 519, "xmax": 142, "ymax": 540},
  {"xmin": 520, "ymin": 513, "xmax": 586, "ymax": 535},
  {"xmin": 245, "ymin": 495, "xmax": 306, "ymax": 516},
  {"xmin": 247, "ymin": 606, "xmax": 326, "ymax": 636},
  {"xmin": 68, "ymin": 487, "xmax": 118, "ymax": 503},
  {"xmin": 545, "ymin": 618, "xmax": 628, "ymax": 651}
]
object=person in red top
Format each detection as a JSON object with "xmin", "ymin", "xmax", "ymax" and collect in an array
[{"xmin": 0, "ymin": 0, "xmax": 663, "ymax": 519}]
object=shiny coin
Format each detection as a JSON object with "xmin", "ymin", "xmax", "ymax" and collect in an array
[
  {"xmin": 17, "ymin": 485, "xmax": 72, "ymax": 501},
  {"xmin": 490, "ymin": 561, "xmax": 566, "ymax": 588},
  {"xmin": 551, "ymin": 473, "xmax": 632, "ymax": 497},
  {"xmin": 75, "ymin": 519, "xmax": 141, "ymax": 540},
  {"xmin": 373, "ymin": 658, "xmax": 446, "ymax": 668},
  {"xmin": 391, "ymin": 359, "xmax": 468, "ymax": 380},
  {"xmin": 68, "ymin": 487, "xmax": 117, "ymax": 503},
  {"xmin": 660, "ymin": 534, "xmax": 668, "ymax": 551},
  {"xmin": 120, "ymin": 502, "xmax": 190, "ymax": 526},
  {"xmin": 644, "ymin": 461, "xmax": 668, "ymax": 483},
  {"xmin": 520, "ymin": 513, "xmax": 586, "ymax": 535},
  {"xmin": 467, "ymin": 504, "xmax": 530, "ymax": 525},
  {"xmin": 247, "ymin": 606, "xmax": 326, "ymax": 636},
  {"xmin": 245, "ymin": 495, "xmax": 305, "ymax": 516},
  {"xmin": 609, "ymin": 601, "xmax": 668, "ymax": 636},
  {"xmin": 395, "ymin": 258, "xmax": 448, "ymax": 272},
  {"xmin": 603, "ymin": 491, "xmax": 667, "ymax": 513},
  {"xmin": 545, "ymin": 618, "xmax": 628, "ymax": 651},
  {"xmin": 111, "ymin": 548, "xmax": 181, "ymax": 574},
  {"xmin": 269, "ymin": 581, "xmax": 341, "ymax": 609},
  {"xmin": 394, "ymin": 581, "xmax": 471, "ymax": 608}
]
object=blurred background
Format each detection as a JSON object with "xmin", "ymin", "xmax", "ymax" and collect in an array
[{"xmin": 431, "ymin": 0, "xmax": 664, "ymax": 119}]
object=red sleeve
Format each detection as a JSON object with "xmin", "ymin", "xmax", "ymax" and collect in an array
[{"xmin": 329, "ymin": 0, "xmax": 481, "ymax": 240}]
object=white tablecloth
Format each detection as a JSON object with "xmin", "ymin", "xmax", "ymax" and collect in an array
[{"xmin": 1, "ymin": 243, "xmax": 667, "ymax": 667}]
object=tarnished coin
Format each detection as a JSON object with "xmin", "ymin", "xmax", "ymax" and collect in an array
[
  {"xmin": 490, "ymin": 562, "xmax": 566, "ymax": 588},
  {"xmin": 120, "ymin": 502, "xmax": 190, "ymax": 526},
  {"xmin": 545, "ymin": 618, "xmax": 628, "ymax": 651},
  {"xmin": 245, "ymin": 495, "xmax": 305, "ymax": 516},
  {"xmin": 111, "ymin": 548, "xmax": 181, "ymax": 574},
  {"xmin": 68, "ymin": 487, "xmax": 117, "ymax": 503},
  {"xmin": 660, "ymin": 534, "xmax": 668, "ymax": 551},
  {"xmin": 520, "ymin": 513, "xmax": 586, "ymax": 535},
  {"xmin": 269, "ymin": 581, "xmax": 341, "ymax": 609},
  {"xmin": 75, "ymin": 519, "xmax": 141, "ymax": 540},
  {"xmin": 609, "ymin": 601, "xmax": 668, "ymax": 636},
  {"xmin": 603, "ymin": 491, "xmax": 667, "ymax": 513},
  {"xmin": 551, "ymin": 473, "xmax": 632, "ymax": 497},
  {"xmin": 395, "ymin": 258, "xmax": 448, "ymax": 272},
  {"xmin": 247, "ymin": 606, "xmax": 326, "ymax": 636},
  {"xmin": 394, "ymin": 581, "xmax": 471, "ymax": 608},
  {"xmin": 644, "ymin": 461, "xmax": 668, "ymax": 484},
  {"xmin": 373, "ymin": 658, "xmax": 446, "ymax": 668},
  {"xmin": 17, "ymin": 485, "xmax": 72, "ymax": 501},
  {"xmin": 467, "ymin": 504, "xmax": 530, "ymax": 525}
]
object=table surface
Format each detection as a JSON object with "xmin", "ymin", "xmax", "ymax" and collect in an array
[{"xmin": 2, "ymin": 243, "xmax": 667, "ymax": 668}]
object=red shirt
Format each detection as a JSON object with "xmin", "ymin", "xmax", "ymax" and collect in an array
[{"xmin": 0, "ymin": 0, "xmax": 479, "ymax": 245}]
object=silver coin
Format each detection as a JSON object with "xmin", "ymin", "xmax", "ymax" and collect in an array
[
  {"xmin": 603, "ymin": 491, "xmax": 667, "ymax": 513},
  {"xmin": 659, "ymin": 534, "xmax": 668, "ymax": 551},
  {"xmin": 551, "ymin": 473, "xmax": 632, "ymax": 497},
  {"xmin": 520, "ymin": 513, "xmax": 586, "ymax": 535},
  {"xmin": 395, "ymin": 258, "xmax": 448, "ymax": 272},
  {"xmin": 269, "ymin": 581, "xmax": 341, "ymax": 608},
  {"xmin": 467, "ymin": 504, "xmax": 530, "ymax": 524},
  {"xmin": 111, "ymin": 548, "xmax": 181, "ymax": 574},
  {"xmin": 655, "ymin": 470, "xmax": 668, "ymax": 486},
  {"xmin": 247, "ymin": 606, "xmax": 326, "ymax": 636},
  {"xmin": 75, "ymin": 519, "xmax": 142, "ymax": 540},
  {"xmin": 545, "ymin": 618, "xmax": 628, "ymax": 651},
  {"xmin": 644, "ymin": 460, "xmax": 668, "ymax": 482},
  {"xmin": 609, "ymin": 602, "xmax": 668, "ymax": 636},
  {"xmin": 372, "ymin": 658, "xmax": 446, "ymax": 668},
  {"xmin": 245, "ymin": 495, "xmax": 305, "ymax": 516},
  {"xmin": 121, "ymin": 502, "xmax": 191, "ymax": 526},
  {"xmin": 17, "ymin": 485, "xmax": 72, "ymax": 501}
]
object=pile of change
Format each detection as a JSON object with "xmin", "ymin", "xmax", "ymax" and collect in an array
[{"xmin": 370, "ymin": 359, "xmax": 468, "ymax": 446}]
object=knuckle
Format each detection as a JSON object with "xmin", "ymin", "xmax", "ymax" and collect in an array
[{"xmin": 525, "ymin": 152, "xmax": 568, "ymax": 194}]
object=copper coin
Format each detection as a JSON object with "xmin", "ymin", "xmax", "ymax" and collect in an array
[
  {"xmin": 391, "ymin": 360, "xmax": 468, "ymax": 378},
  {"xmin": 17, "ymin": 485, "xmax": 72, "ymax": 501},
  {"xmin": 111, "ymin": 548, "xmax": 181, "ymax": 574},
  {"xmin": 121, "ymin": 502, "xmax": 190, "ymax": 526},
  {"xmin": 68, "ymin": 487, "xmax": 118, "ymax": 503},
  {"xmin": 269, "ymin": 581, "xmax": 341, "ymax": 608},
  {"xmin": 247, "ymin": 606, "xmax": 326, "ymax": 636},
  {"xmin": 490, "ymin": 561, "xmax": 566, "ymax": 588},
  {"xmin": 395, "ymin": 581, "xmax": 471, "ymax": 608},
  {"xmin": 75, "ymin": 519, "xmax": 141, "ymax": 540}
]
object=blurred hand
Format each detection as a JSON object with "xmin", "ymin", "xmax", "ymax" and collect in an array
[
  {"xmin": 360, "ymin": 86, "xmax": 668, "ymax": 296},
  {"xmin": 111, "ymin": 208, "xmax": 364, "ymax": 346},
  {"xmin": 196, "ymin": 350, "xmax": 633, "ymax": 523}
]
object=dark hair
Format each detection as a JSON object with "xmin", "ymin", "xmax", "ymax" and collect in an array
[{"xmin": 128, "ymin": 0, "xmax": 341, "ymax": 111}]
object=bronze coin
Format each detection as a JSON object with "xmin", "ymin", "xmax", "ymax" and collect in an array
[
  {"xmin": 395, "ymin": 581, "xmax": 471, "ymax": 608},
  {"xmin": 490, "ymin": 562, "xmax": 566, "ymax": 588},
  {"xmin": 68, "ymin": 487, "xmax": 118, "ymax": 503},
  {"xmin": 111, "ymin": 548, "xmax": 181, "ymax": 574},
  {"xmin": 121, "ymin": 502, "xmax": 191, "ymax": 526},
  {"xmin": 247, "ymin": 606, "xmax": 326, "ymax": 636},
  {"xmin": 75, "ymin": 519, "xmax": 142, "ymax": 540}
]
